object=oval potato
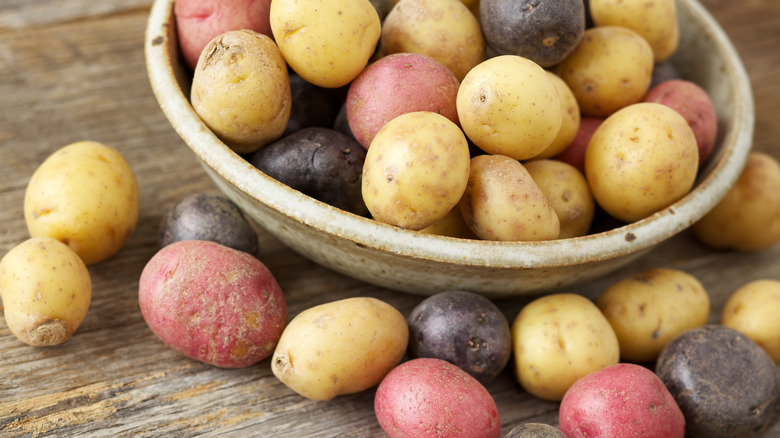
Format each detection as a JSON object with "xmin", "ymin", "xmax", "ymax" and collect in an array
[
  {"xmin": 721, "ymin": 279, "xmax": 780, "ymax": 363},
  {"xmin": 589, "ymin": 0, "xmax": 679, "ymax": 62},
  {"xmin": 524, "ymin": 159, "xmax": 594, "ymax": 239}
]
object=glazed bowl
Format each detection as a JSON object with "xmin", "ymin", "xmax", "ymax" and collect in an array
[{"xmin": 144, "ymin": 0, "xmax": 754, "ymax": 298}]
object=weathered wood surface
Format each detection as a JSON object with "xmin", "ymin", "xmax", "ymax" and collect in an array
[{"xmin": 0, "ymin": 1, "xmax": 778, "ymax": 436}]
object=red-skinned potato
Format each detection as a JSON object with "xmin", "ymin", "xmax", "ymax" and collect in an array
[{"xmin": 554, "ymin": 116, "xmax": 603, "ymax": 173}]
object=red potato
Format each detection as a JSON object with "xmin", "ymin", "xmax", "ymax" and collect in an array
[
  {"xmin": 139, "ymin": 240, "xmax": 287, "ymax": 368},
  {"xmin": 559, "ymin": 363, "xmax": 685, "ymax": 438},
  {"xmin": 374, "ymin": 358, "xmax": 501, "ymax": 438},
  {"xmin": 554, "ymin": 117, "xmax": 603, "ymax": 173},
  {"xmin": 175, "ymin": 0, "xmax": 273, "ymax": 70}
]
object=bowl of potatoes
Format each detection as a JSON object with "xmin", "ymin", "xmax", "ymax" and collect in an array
[{"xmin": 145, "ymin": 0, "xmax": 753, "ymax": 298}]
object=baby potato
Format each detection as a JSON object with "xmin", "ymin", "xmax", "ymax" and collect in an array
[
  {"xmin": 555, "ymin": 26, "xmax": 654, "ymax": 117},
  {"xmin": 418, "ymin": 206, "xmax": 478, "ymax": 239},
  {"xmin": 191, "ymin": 30, "xmax": 291, "ymax": 154},
  {"xmin": 271, "ymin": 297, "xmax": 409, "ymax": 401},
  {"xmin": 0, "ymin": 237, "xmax": 91, "ymax": 346},
  {"xmin": 721, "ymin": 279, "xmax": 780, "ymax": 363},
  {"xmin": 362, "ymin": 111, "xmax": 470, "ymax": 230},
  {"xmin": 596, "ymin": 268, "xmax": 710, "ymax": 362},
  {"xmin": 590, "ymin": 0, "xmax": 679, "ymax": 62},
  {"xmin": 24, "ymin": 141, "xmax": 139, "ymax": 265},
  {"xmin": 524, "ymin": 159, "xmax": 594, "ymax": 239},
  {"xmin": 459, "ymin": 154, "xmax": 560, "ymax": 241},
  {"xmin": 511, "ymin": 293, "xmax": 620, "ymax": 401},
  {"xmin": 457, "ymin": 55, "xmax": 562, "ymax": 160},
  {"xmin": 585, "ymin": 102, "xmax": 699, "ymax": 223},
  {"xmin": 535, "ymin": 72, "xmax": 581, "ymax": 160},
  {"xmin": 381, "ymin": 0, "xmax": 485, "ymax": 81},
  {"xmin": 270, "ymin": 0, "xmax": 380, "ymax": 88}
]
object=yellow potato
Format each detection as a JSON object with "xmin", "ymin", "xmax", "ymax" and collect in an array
[
  {"xmin": 418, "ymin": 206, "xmax": 478, "ymax": 239},
  {"xmin": 590, "ymin": 0, "xmax": 679, "ymax": 62},
  {"xmin": 362, "ymin": 111, "xmax": 471, "ymax": 230},
  {"xmin": 511, "ymin": 293, "xmax": 619, "ymax": 401},
  {"xmin": 692, "ymin": 152, "xmax": 780, "ymax": 251},
  {"xmin": 555, "ymin": 26, "xmax": 654, "ymax": 117},
  {"xmin": 457, "ymin": 55, "xmax": 562, "ymax": 160},
  {"xmin": 585, "ymin": 102, "xmax": 698, "ymax": 223},
  {"xmin": 0, "ymin": 237, "xmax": 91, "ymax": 346},
  {"xmin": 271, "ymin": 297, "xmax": 409, "ymax": 401},
  {"xmin": 459, "ymin": 155, "xmax": 560, "ymax": 241},
  {"xmin": 381, "ymin": 0, "xmax": 485, "ymax": 81},
  {"xmin": 24, "ymin": 141, "xmax": 139, "ymax": 265},
  {"xmin": 596, "ymin": 268, "xmax": 710, "ymax": 362},
  {"xmin": 191, "ymin": 30, "xmax": 291, "ymax": 154},
  {"xmin": 524, "ymin": 159, "xmax": 594, "ymax": 239},
  {"xmin": 721, "ymin": 279, "xmax": 780, "ymax": 363},
  {"xmin": 270, "ymin": 0, "xmax": 380, "ymax": 88},
  {"xmin": 535, "ymin": 72, "xmax": 581, "ymax": 159}
]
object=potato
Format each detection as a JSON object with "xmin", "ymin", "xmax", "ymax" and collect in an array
[
  {"xmin": 524, "ymin": 159, "xmax": 594, "ymax": 239},
  {"xmin": 139, "ymin": 240, "xmax": 287, "ymax": 368},
  {"xmin": 558, "ymin": 363, "xmax": 686, "ymax": 438},
  {"xmin": 346, "ymin": 52, "xmax": 460, "ymax": 149},
  {"xmin": 283, "ymin": 72, "xmax": 346, "ymax": 138},
  {"xmin": 721, "ymin": 279, "xmax": 780, "ymax": 363},
  {"xmin": 0, "ymin": 237, "xmax": 91, "ymax": 346},
  {"xmin": 585, "ymin": 102, "xmax": 699, "ymax": 223},
  {"xmin": 374, "ymin": 358, "xmax": 501, "ymax": 438},
  {"xmin": 24, "ymin": 141, "xmax": 139, "ymax": 265},
  {"xmin": 511, "ymin": 293, "xmax": 619, "ymax": 401},
  {"xmin": 479, "ymin": 0, "xmax": 585, "ymax": 67},
  {"xmin": 270, "ymin": 0, "xmax": 381, "ymax": 88},
  {"xmin": 535, "ymin": 72, "xmax": 581, "ymax": 159},
  {"xmin": 504, "ymin": 423, "xmax": 567, "ymax": 438},
  {"xmin": 555, "ymin": 26, "xmax": 654, "ymax": 117},
  {"xmin": 459, "ymin": 154, "xmax": 560, "ymax": 241},
  {"xmin": 418, "ymin": 206, "xmax": 478, "ymax": 239},
  {"xmin": 361, "ymin": 111, "xmax": 470, "ymax": 230},
  {"xmin": 589, "ymin": 0, "xmax": 679, "ymax": 62},
  {"xmin": 596, "ymin": 268, "xmax": 710, "ymax": 362},
  {"xmin": 271, "ymin": 297, "xmax": 408, "ymax": 401},
  {"xmin": 174, "ymin": 0, "xmax": 273, "ymax": 70},
  {"xmin": 381, "ymin": 0, "xmax": 485, "ymax": 81},
  {"xmin": 554, "ymin": 116, "xmax": 603, "ymax": 173},
  {"xmin": 692, "ymin": 152, "xmax": 780, "ymax": 251},
  {"xmin": 457, "ymin": 55, "xmax": 562, "ymax": 160}
]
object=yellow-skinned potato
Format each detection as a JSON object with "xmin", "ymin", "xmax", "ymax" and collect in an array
[
  {"xmin": 511, "ymin": 293, "xmax": 619, "ymax": 401},
  {"xmin": 191, "ymin": 30, "xmax": 291, "ymax": 154},
  {"xmin": 589, "ymin": 0, "xmax": 679, "ymax": 62},
  {"xmin": 721, "ymin": 279, "xmax": 780, "ymax": 363},
  {"xmin": 524, "ymin": 159, "xmax": 594, "ymax": 239},
  {"xmin": 535, "ymin": 72, "xmax": 581, "ymax": 160},
  {"xmin": 271, "ymin": 297, "xmax": 409, "ymax": 401},
  {"xmin": 270, "ymin": 0, "xmax": 380, "ymax": 88},
  {"xmin": 0, "ymin": 237, "xmax": 91, "ymax": 346},
  {"xmin": 596, "ymin": 268, "xmax": 710, "ymax": 362},
  {"xmin": 418, "ymin": 206, "xmax": 478, "ymax": 239},
  {"xmin": 24, "ymin": 141, "xmax": 139, "ymax": 265},
  {"xmin": 457, "ymin": 55, "xmax": 562, "ymax": 160}
]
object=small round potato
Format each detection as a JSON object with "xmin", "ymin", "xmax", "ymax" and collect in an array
[
  {"xmin": 0, "ymin": 237, "xmax": 91, "ymax": 346},
  {"xmin": 24, "ymin": 141, "xmax": 139, "ymax": 265},
  {"xmin": 721, "ymin": 279, "xmax": 780, "ymax": 363},
  {"xmin": 362, "ymin": 111, "xmax": 471, "ymax": 230},
  {"xmin": 418, "ymin": 206, "xmax": 478, "ymax": 239},
  {"xmin": 524, "ymin": 159, "xmax": 594, "ymax": 239},
  {"xmin": 535, "ymin": 72, "xmax": 581, "ymax": 160},
  {"xmin": 589, "ymin": 0, "xmax": 679, "ymax": 62},
  {"xmin": 511, "ymin": 293, "xmax": 620, "ymax": 401},
  {"xmin": 596, "ymin": 268, "xmax": 710, "ymax": 362}
]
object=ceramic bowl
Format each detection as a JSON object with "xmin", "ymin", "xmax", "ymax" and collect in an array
[{"xmin": 145, "ymin": 0, "xmax": 754, "ymax": 298}]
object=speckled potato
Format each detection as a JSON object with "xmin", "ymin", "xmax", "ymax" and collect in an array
[
  {"xmin": 524, "ymin": 159, "xmax": 594, "ymax": 239},
  {"xmin": 589, "ymin": 0, "xmax": 679, "ymax": 62},
  {"xmin": 362, "ymin": 111, "xmax": 471, "ymax": 230},
  {"xmin": 535, "ymin": 72, "xmax": 581, "ymax": 159},
  {"xmin": 511, "ymin": 293, "xmax": 620, "ymax": 401},
  {"xmin": 585, "ymin": 102, "xmax": 699, "ymax": 223},
  {"xmin": 270, "ymin": 0, "xmax": 381, "ymax": 88},
  {"xmin": 692, "ymin": 152, "xmax": 780, "ymax": 251},
  {"xmin": 271, "ymin": 297, "xmax": 409, "ymax": 400},
  {"xmin": 0, "ymin": 237, "xmax": 91, "ymax": 346},
  {"xmin": 555, "ymin": 26, "xmax": 654, "ymax": 117},
  {"xmin": 596, "ymin": 268, "xmax": 710, "ymax": 362},
  {"xmin": 459, "ymin": 154, "xmax": 560, "ymax": 241},
  {"xmin": 24, "ymin": 141, "xmax": 139, "ymax": 265},
  {"xmin": 457, "ymin": 55, "xmax": 562, "ymax": 160},
  {"xmin": 721, "ymin": 279, "xmax": 780, "ymax": 363},
  {"xmin": 381, "ymin": 0, "xmax": 486, "ymax": 81},
  {"xmin": 191, "ymin": 30, "xmax": 291, "ymax": 154}
]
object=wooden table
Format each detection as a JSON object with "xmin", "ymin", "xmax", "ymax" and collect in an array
[{"xmin": 1, "ymin": 1, "xmax": 778, "ymax": 436}]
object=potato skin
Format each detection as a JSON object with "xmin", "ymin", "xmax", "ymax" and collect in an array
[
  {"xmin": 0, "ymin": 237, "xmax": 91, "ymax": 346},
  {"xmin": 524, "ymin": 159, "xmax": 594, "ymax": 239},
  {"xmin": 504, "ymin": 423, "xmax": 567, "ymax": 438},
  {"xmin": 589, "ymin": 0, "xmax": 679, "ymax": 62},
  {"xmin": 24, "ymin": 141, "xmax": 139, "ymax": 265},
  {"xmin": 535, "ymin": 72, "xmax": 581, "ymax": 159},
  {"xmin": 721, "ymin": 279, "xmax": 780, "ymax": 363},
  {"xmin": 139, "ymin": 240, "xmax": 287, "ymax": 368},
  {"xmin": 271, "ymin": 297, "xmax": 408, "ymax": 401}
]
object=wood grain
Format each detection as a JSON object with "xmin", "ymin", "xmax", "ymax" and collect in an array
[{"xmin": 1, "ymin": 1, "xmax": 779, "ymax": 436}]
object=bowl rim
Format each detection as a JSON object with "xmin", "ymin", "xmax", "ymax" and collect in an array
[{"xmin": 144, "ymin": 0, "xmax": 754, "ymax": 270}]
